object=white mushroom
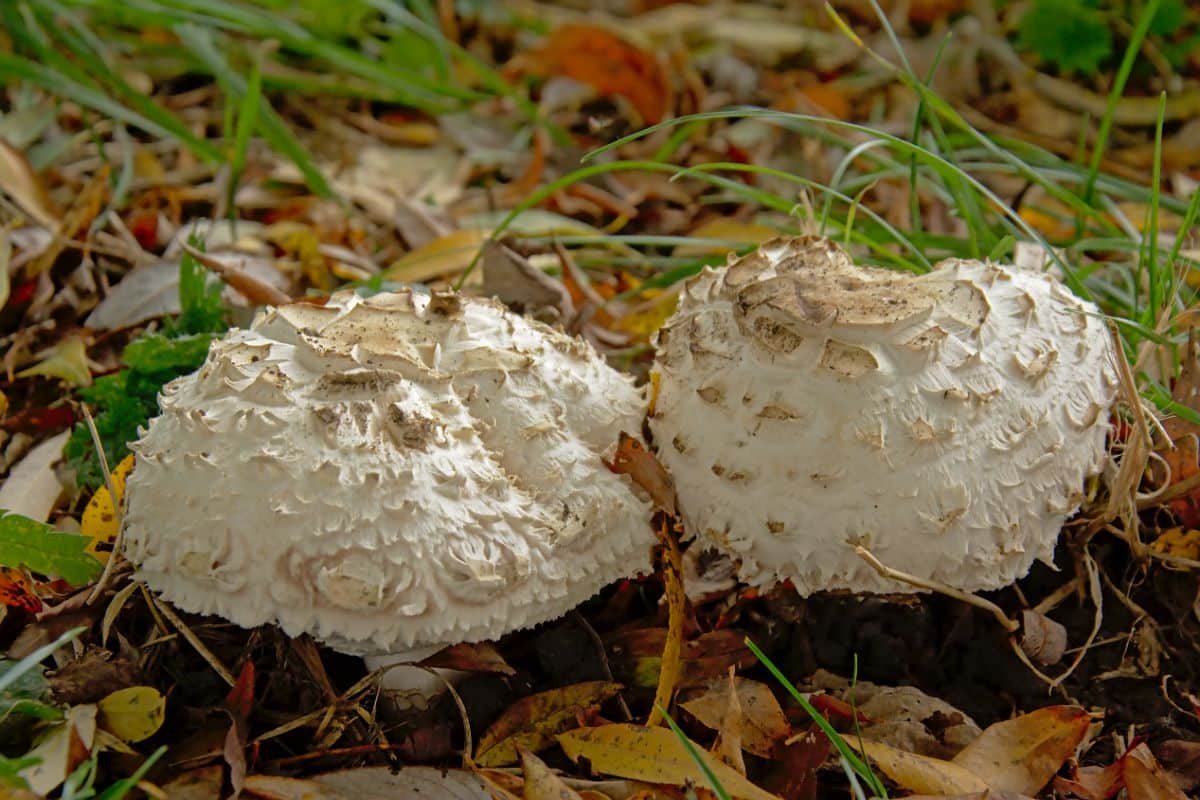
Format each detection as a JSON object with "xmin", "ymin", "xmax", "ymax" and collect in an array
[
  {"xmin": 649, "ymin": 236, "xmax": 1118, "ymax": 594},
  {"xmin": 122, "ymin": 289, "xmax": 654, "ymax": 697}
]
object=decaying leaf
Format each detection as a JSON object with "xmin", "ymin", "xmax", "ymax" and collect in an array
[
  {"xmin": 519, "ymin": 746, "xmax": 584, "ymax": 800},
  {"xmin": 607, "ymin": 434, "xmax": 676, "ymax": 513},
  {"xmin": 515, "ymin": 24, "xmax": 671, "ymax": 124},
  {"xmin": 0, "ymin": 430, "xmax": 69, "ymax": 523},
  {"xmin": 243, "ymin": 766, "xmax": 493, "ymax": 799},
  {"xmin": 0, "ymin": 567, "xmax": 42, "ymax": 613},
  {"xmin": 1124, "ymin": 745, "xmax": 1190, "ymax": 800},
  {"xmin": 0, "ymin": 139, "xmax": 60, "ymax": 231},
  {"xmin": 420, "ymin": 641, "xmax": 516, "ymax": 676},
  {"xmin": 19, "ymin": 703, "xmax": 97, "ymax": 796},
  {"xmin": 647, "ymin": 519, "xmax": 684, "ymax": 728},
  {"xmin": 80, "ymin": 453, "xmax": 135, "ymax": 563},
  {"xmin": 682, "ymin": 675, "xmax": 790, "ymax": 758},
  {"xmin": 605, "ymin": 627, "xmax": 756, "ymax": 689},
  {"xmin": 475, "ymin": 681, "xmax": 623, "ymax": 767},
  {"xmin": 950, "ymin": 705, "xmax": 1090, "ymax": 795},
  {"xmin": 557, "ymin": 724, "xmax": 780, "ymax": 800},
  {"xmin": 96, "ymin": 685, "xmax": 166, "ymax": 743}
]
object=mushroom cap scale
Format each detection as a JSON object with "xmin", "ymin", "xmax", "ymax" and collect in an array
[
  {"xmin": 650, "ymin": 236, "xmax": 1119, "ymax": 594},
  {"xmin": 123, "ymin": 290, "xmax": 654, "ymax": 655}
]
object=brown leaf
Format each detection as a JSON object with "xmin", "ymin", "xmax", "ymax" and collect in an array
[
  {"xmin": 420, "ymin": 641, "xmax": 516, "ymax": 676},
  {"xmin": 475, "ymin": 681, "xmax": 623, "ymax": 767},
  {"xmin": 1125, "ymin": 745, "xmax": 1190, "ymax": 800},
  {"xmin": 765, "ymin": 725, "xmax": 830, "ymax": 800},
  {"xmin": 557, "ymin": 724, "xmax": 780, "ymax": 800},
  {"xmin": 1156, "ymin": 739, "xmax": 1200, "ymax": 791},
  {"xmin": 682, "ymin": 676, "xmax": 790, "ymax": 758},
  {"xmin": 608, "ymin": 434, "xmax": 676, "ymax": 513},
  {"xmin": 0, "ymin": 139, "xmax": 60, "ymax": 230},
  {"xmin": 606, "ymin": 628, "xmax": 756, "ymax": 689},
  {"xmin": 709, "ymin": 669, "xmax": 747, "ymax": 776},
  {"xmin": 48, "ymin": 647, "xmax": 139, "ymax": 705},
  {"xmin": 647, "ymin": 520, "xmax": 685, "ymax": 727},
  {"xmin": 516, "ymin": 25, "xmax": 671, "ymax": 124},
  {"xmin": 519, "ymin": 746, "xmax": 584, "ymax": 800},
  {"xmin": 951, "ymin": 705, "xmax": 1090, "ymax": 795},
  {"xmin": 180, "ymin": 242, "xmax": 293, "ymax": 307}
]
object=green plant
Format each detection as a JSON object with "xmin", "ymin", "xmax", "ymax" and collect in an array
[{"xmin": 65, "ymin": 242, "xmax": 229, "ymax": 490}]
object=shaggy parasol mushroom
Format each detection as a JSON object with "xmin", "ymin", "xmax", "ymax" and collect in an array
[
  {"xmin": 122, "ymin": 289, "xmax": 654, "ymax": 693},
  {"xmin": 650, "ymin": 236, "xmax": 1118, "ymax": 594}
]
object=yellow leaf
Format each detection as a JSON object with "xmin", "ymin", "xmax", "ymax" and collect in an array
[
  {"xmin": 0, "ymin": 139, "xmax": 60, "ymax": 231},
  {"xmin": 519, "ymin": 746, "xmax": 584, "ymax": 800},
  {"xmin": 16, "ymin": 335, "xmax": 93, "ymax": 387},
  {"xmin": 856, "ymin": 738, "xmax": 989, "ymax": 796},
  {"xmin": 673, "ymin": 220, "xmax": 780, "ymax": 259},
  {"xmin": 556, "ymin": 724, "xmax": 780, "ymax": 800},
  {"xmin": 475, "ymin": 681, "xmax": 622, "ymax": 767},
  {"xmin": 682, "ymin": 676, "xmax": 790, "ymax": 758},
  {"xmin": 646, "ymin": 521, "xmax": 684, "ymax": 727},
  {"xmin": 384, "ymin": 229, "xmax": 491, "ymax": 284},
  {"xmin": 97, "ymin": 685, "xmax": 166, "ymax": 743},
  {"xmin": 1149, "ymin": 527, "xmax": 1200, "ymax": 560},
  {"xmin": 613, "ymin": 292, "xmax": 677, "ymax": 342},
  {"xmin": 81, "ymin": 454, "xmax": 135, "ymax": 563},
  {"xmin": 950, "ymin": 705, "xmax": 1089, "ymax": 795}
]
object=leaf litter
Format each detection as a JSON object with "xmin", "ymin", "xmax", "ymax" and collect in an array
[{"xmin": 0, "ymin": 1, "xmax": 1198, "ymax": 797}]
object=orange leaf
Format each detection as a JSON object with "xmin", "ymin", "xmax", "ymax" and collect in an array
[
  {"xmin": 522, "ymin": 25, "xmax": 670, "ymax": 124},
  {"xmin": 1124, "ymin": 745, "xmax": 1190, "ymax": 800},
  {"xmin": 0, "ymin": 567, "xmax": 41, "ymax": 613},
  {"xmin": 607, "ymin": 433, "xmax": 675, "ymax": 513},
  {"xmin": 951, "ymin": 706, "xmax": 1090, "ymax": 795}
]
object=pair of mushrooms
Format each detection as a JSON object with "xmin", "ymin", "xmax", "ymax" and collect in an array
[{"xmin": 122, "ymin": 237, "xmax": 1118, "ymax": 690}]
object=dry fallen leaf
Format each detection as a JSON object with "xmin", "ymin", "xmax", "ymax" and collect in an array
[
  {"xmin": 519, "ymin": 746, "xmax": 584, "ymax": 800},
  {"xmin": 608, "ymin": 433, "xmax": 676, "ymax": 513},
  {"xmin": 517, "ymin": 24, "xmax": 671, "ymax": 124},
  {"xmin": 647, "ymin": 519, "xmax": 685, "ymax": 728},
  {"xmin": 557, "ymin": 724, "xmax": 780, "ymax": 800},
  {"xmin": 1019, "ymin": 609, "xmax": 1068, "ymax": 667},
  {"xmin": 856, "ymin": 738, "xmax": 990, "ymax": 796},
  {"xmin": 97, "ymin": 685, "xmax": 166, "ymax": 743},
  {"xmin": 81, "ymin": 453, "xmax": 135, "ymax": 563},
  {"xmin": 420, "ymin": 641, "xmax": 517, "ymax": 676},
  {"xmin": 475, "ymin": 680, "xmax": 623, "ymax": 767},
  {"xmin": 0, "ymin": 430, "xmax": 69, "ymax": 523},
  {"xmin": 0, "ymin": 139, "xmax": 60, "ymax": 231},
  {"xmin": 1124, "ymin": 745, "xmax": 1190, "ymax": 800},
  {"xmin": 243, "ymin": 766, "xmax": 493, "ymax": 800},
  {"xmin": 19, "ymin": 704, "xmax": 97, "ymax": 796},
  {"xmin": 682, "ymin": 675, "xmax": 790, "ymax": 758},
  {"xmin": 950, "ymin": 705, "xmax": 1090, "ymax": 795}
]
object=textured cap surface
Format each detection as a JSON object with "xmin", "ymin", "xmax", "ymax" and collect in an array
[
  {"xmin": 123, "ymin": 290, "xmax": 654, "ymax": 654},
  {"xmin": 650, "ymin": 236, "xmax": 1118, "ymax": 594}
]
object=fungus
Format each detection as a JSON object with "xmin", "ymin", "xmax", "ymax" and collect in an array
[
  {"xmin": 122, "ymin": 289, "xmax": 654, "ymax": 694},
  {"xmin": 649, "ymin": 236, "xmax": 1118, "ymax": 594}
]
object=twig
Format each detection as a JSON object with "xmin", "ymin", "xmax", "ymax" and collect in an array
[
  {"xmin": 149, "ymin": 594, "xmax": 236, "ymax": 686},
  {"xmin": 82, "ymin": 405, "xmax": 125, "ymax": 606},
  {"xmin": 854, "ymin": 546, "xmax": 1018, "ymax": 633},
  {"xmin": 571, "ymin": 610, "xmax": 632, "ymax": 721}
]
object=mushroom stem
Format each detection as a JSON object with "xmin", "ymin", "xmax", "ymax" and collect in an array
[{"xmin": 364, "ymin": 647, "xmax": 468, "ymax": 707}]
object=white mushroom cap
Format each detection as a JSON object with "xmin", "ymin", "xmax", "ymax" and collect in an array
[
  {"xmin": 649, "ymin": 237, "xmax": 1118, "ymax": 594},
  {"xmin": 122, "ymin": 290, "xmax": 654, "ymax": 655}
]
